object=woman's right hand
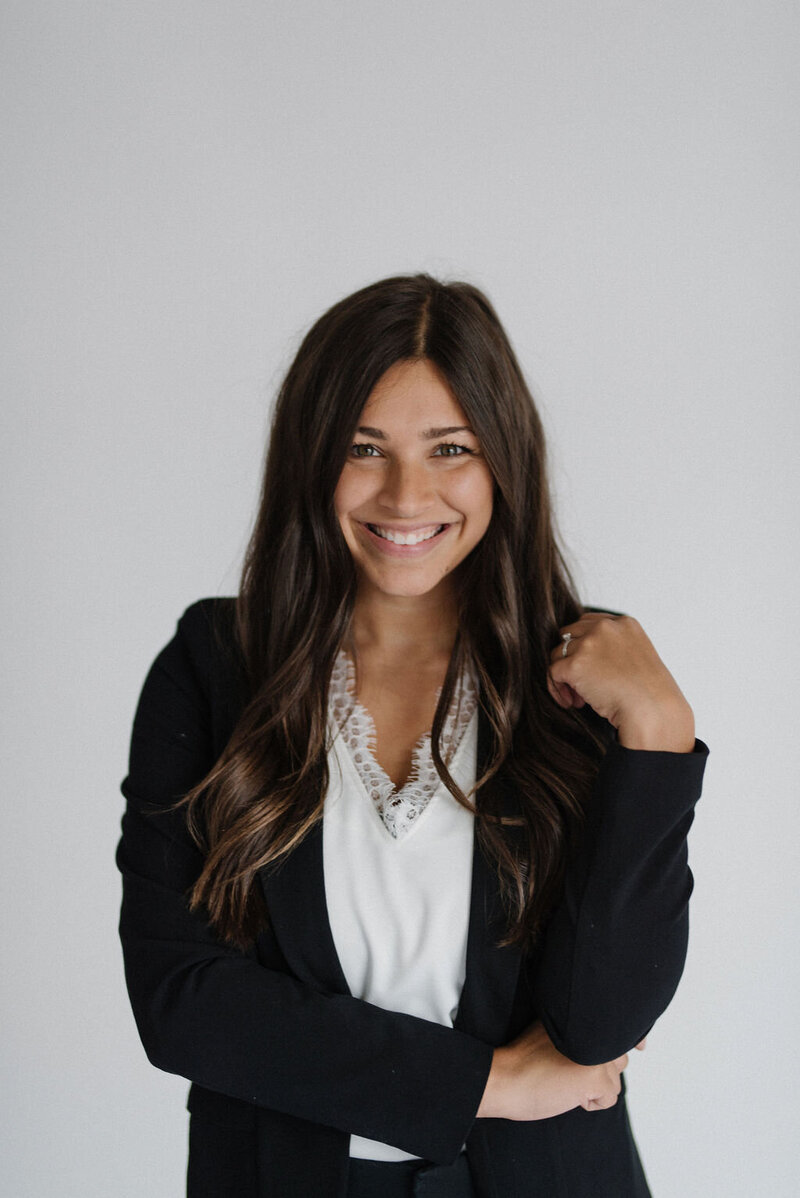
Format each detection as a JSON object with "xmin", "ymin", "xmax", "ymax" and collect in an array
[{"xmin": 476, "ymin": 1022, "xmax": 630, "ymax": 1121}]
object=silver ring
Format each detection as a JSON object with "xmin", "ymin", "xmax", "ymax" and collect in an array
[{"xmin": 561, "ymin": 632, "xmax": 572, "ymax": 658}]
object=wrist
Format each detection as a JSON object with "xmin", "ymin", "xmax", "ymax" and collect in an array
[
  {"xmin": 617, "ymin": 695, "xmax": 695, "ymax": 753},
  {"xmin": 476, "ymin": 1045, "xmax": 512, "ymax": 1119}
]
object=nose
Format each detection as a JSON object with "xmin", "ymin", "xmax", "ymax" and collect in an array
[{"xmin": 377, "ymin": 458, "xmax": 435, "ymax": 515}]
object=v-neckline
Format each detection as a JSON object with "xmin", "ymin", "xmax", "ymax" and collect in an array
[{"xmin": 328, "ymin": 648, "xmax": 479, "ymax": 840}]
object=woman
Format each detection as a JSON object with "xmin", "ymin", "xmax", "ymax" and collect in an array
[{"xmin": 118, "ymin": 274, "xmax": 707, "ymax": 1197}]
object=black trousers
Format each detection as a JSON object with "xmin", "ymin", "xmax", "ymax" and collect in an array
[{"xmin": 346, "ymin": 1154, "xmax": 477, "ymax": 1198}]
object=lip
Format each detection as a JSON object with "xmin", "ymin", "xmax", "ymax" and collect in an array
[
  {"xmin": 358, "ymin": 521, "xmax": 453, "ymax": 557},
  {"xmin": 367, "ymin": 522, "xmax": 444, "ymax": 534}
]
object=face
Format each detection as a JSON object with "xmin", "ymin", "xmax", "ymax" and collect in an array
[{"xmin": 334, "ymin": 358, "xmax": 494, "ymax": 602}]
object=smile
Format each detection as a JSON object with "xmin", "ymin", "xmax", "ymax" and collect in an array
[{"xmin": 366, "ymin": 523, "xmax": 447, "ymax": 545}]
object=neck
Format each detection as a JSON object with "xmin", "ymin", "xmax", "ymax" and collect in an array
[{"xmin": 348, "ymin": 580, "xmax": 459, "ymax": 662}]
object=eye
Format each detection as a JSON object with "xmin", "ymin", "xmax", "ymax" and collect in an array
[
  {"xmin": 349, "ymin": 443, "xmax": 382, "ymax": 458},
  {"xmin": 433, "ymin": 442, "xmax": 474, "ymax": 457}
]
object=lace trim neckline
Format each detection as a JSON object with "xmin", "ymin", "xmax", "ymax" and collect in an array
[{"xmin": 328, "ymin": 648, "xmax": 479, "ymax": 840}]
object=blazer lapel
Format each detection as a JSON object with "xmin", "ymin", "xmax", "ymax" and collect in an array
[
  {"xmin": 453, "ymin": 703, "xmax": 523, "ymax": 1044},
  {"xmin": 259, "ymin": 821, "xmax": 352, "ymax": 996}
]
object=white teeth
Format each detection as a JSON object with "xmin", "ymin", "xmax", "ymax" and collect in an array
[{"xmin": 369, "ymin": 524, "xmax": 444, "ymax": 545}]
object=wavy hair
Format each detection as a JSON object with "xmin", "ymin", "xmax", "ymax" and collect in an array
[{"xmin": 181, "ymin": 274, "xmax": 607, "ymax": 949}]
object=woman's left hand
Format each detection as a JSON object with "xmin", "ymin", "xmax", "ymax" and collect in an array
[{"xmin": 547, "ymin": 613, "xmax": 696, "ymax": 753}]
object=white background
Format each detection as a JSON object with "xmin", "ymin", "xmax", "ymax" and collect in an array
[{"xmin": 2, "ymin": 2, "xmax": 798, "ymax": 1194}]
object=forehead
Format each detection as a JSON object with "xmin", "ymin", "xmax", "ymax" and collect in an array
[{"xmin": 361, "ymin": 359, "xmax": 467, "ymax": 425}]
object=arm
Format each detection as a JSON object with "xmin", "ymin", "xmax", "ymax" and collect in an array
[
  {"xmin": 533, "ymin": 735, "xmax": 706, "ymax": 1064},
  {"xmin": 537, "ymin": 612, "xmax": 708, "ymax": 1063},
  {"xmin": 117, "ymin": 604, "xmax": 492, "ymax": 1164},
  {"xmin": 476, "ymin": 1022, "xmax": 632, "ymax": 1119}
]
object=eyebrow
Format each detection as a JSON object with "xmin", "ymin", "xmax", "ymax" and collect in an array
[{"xmin": 355, "ymin": 425, "xmax": 475, "ymax": 440}]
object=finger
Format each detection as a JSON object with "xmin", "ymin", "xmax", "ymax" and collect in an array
[
  {"xmin": 548, "ymin": 661, "xmax": 587, "ymax": 709},
  {"xmin": 614, "ymin": 1054, "xmax": 629, "ymax": 1073},
  {"xmin": 548, "ymin": 672, "xmax": 584, "ymax": 710},
  {"xmin": 549, "ymin": 641, "xmax": 575, "ymax": 665},
  {"xmin": 635, "ymin": 1038, "xmax": 647, "ymax": 1052},
  {"xmin": 547, "ymin": 670, "xmax": 573, "ymax": 709},
  {"xmin": 549, "ymin": 646, "xmax": 564, "ymax": 666},
  {"xmin": 549, "ymin": 636, "xmax": 583, "ymax": 665},
  {"xmin": 559, "ymin": 612, "xmax": 618, "ymax": 636},
  {"xmin": 582, "ymin": 1093, "xmax": 617, "ymax": 1111}
]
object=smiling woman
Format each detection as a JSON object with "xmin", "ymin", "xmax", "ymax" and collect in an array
[{"xmin": 117, "ymin": 274, "xmax": 707, "ymax": 1197}]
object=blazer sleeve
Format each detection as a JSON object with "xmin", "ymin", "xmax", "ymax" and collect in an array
[
  {"xmin": 534, "ymin": 731, "xmax": 708, "ymax": 1065},
  {"xmin": 117, "ymin": 602, "xmax": 492, "ymax": 1165}
]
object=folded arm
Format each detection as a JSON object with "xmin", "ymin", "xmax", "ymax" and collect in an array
[
  {"xmin": 536, "ymin": 609, "xmax": 708, "ymax": 1063},
  {"xmin": 533, "ymin": 735, "xmax": 707, "ymax": 1064}
]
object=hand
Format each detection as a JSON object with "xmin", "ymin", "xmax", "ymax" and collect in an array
[
  {"xmin": 476, "ymin": 1022, "xmax": 630, "ymax": 1121},
  {"xmin": 547, "ymin": 613, "xmax": 695, "ymax": 753}
]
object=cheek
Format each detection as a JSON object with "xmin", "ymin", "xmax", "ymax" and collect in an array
[
  {"xmin": 332, "ymin": 483, "xmax": 345, "ymax": 524},
  {"xmin": 450, "ymin": 467, "xmax": 494, "ymax": 527},
  {"xmin": 332, "ymin": 490, "xmax": 351, "ymax": 547},
  {"xmin": 333, "ymin": 468, "xmax": 373, "ymax": 536},
  {"xmin": 332, "ymin": 470, "xmax": 356, "ymax": 520}
]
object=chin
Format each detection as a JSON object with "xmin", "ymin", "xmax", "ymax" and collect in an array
[{"xmin": 360, "ymin": 568, "xmax": 453, "ymax": 600}]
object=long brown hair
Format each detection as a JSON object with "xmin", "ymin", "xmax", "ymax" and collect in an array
[{"xmin": 182, "ymin": 274, "xmax": 607, "ymax": 949}]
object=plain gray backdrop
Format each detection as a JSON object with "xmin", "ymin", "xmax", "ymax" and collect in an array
[{"xmin": 2, "ymin": 2, "xmax": 798, "ymax": 1195}]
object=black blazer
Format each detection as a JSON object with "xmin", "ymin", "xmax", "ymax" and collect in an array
[{"xmin": 117, "ymin": 598, "xmax": 708, "ymax": 1198}]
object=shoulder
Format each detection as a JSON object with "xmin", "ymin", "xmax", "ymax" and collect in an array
[
  {"xmin": 137, "ymin": 597, "xmax": 241, "ymax": 722},
  {"xmin": 171, "ymin": 595, "xmax": 238, "ymax": 661},
  {"xmin": 176, "ymin": 595, "xmax": 237, "ymax": 645},
  {"xmin": 127, "ymin": 597, "xmax": 245, "ymax": 766},
  {"xmin": 148, "ymin": 596, "xmax": 236, "ymax": 681},
  {"xmin": 173, "ymin": 595, "xmax": 242, "ymax": 702}
]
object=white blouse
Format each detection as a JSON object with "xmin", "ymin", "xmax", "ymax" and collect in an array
[{"xmin": 322, "ymin": 650, "xmax": 479, "ymax": 1161}]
